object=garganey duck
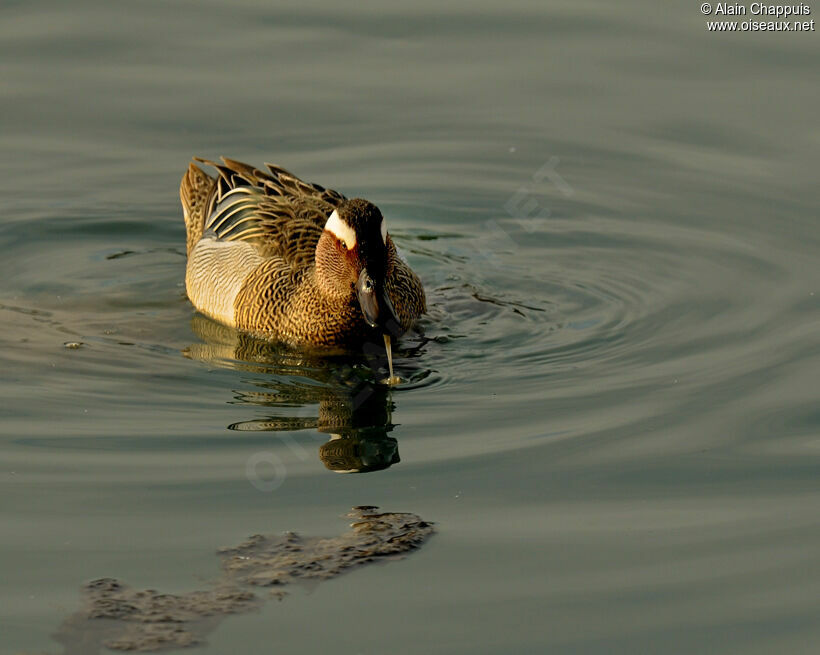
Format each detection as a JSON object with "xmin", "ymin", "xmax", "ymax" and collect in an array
[{"xmin": 179, "ymin": 157, "xmax": 426, "ymax": 380}]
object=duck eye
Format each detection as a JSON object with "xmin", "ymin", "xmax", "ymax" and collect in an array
[{"xmin": 340, "ymin": 240, "xmax": 348, "ymax": 250}]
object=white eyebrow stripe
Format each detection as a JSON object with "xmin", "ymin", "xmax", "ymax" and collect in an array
[
  {"xmin": 324, "ymin": 209, "xmax": 357, "ymax": 249},
  {"xmin": 380, "ymin": 218, "xmax": 387, "ymax": 244}
]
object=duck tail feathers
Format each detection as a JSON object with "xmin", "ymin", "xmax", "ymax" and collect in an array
[{"xmin": 180, "ymin": 161, "xmax": 217, "ymax": 255}]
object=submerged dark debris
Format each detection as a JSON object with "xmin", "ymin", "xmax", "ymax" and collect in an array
[
  {"xmin": 52, "ymin": 508, "xmax": 433, "ymax": 654},
  {"xmin": 220, "ymin": 509, "xmax": 433, "ymax": 586}
]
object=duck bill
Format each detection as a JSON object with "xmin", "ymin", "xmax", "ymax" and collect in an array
[{"xmin": 356, "ymin": 269, "xmax": 401, "ymax": 336}]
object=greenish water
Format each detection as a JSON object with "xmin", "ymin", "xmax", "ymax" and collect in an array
[{"xmin": 2, "ymin": 1, "xmax": 819, "ymax": 653}]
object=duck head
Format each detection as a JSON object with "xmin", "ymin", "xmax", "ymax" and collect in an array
[{"xmin": 315, "ymin": 198, "xmax": 401, "ymax": 336}]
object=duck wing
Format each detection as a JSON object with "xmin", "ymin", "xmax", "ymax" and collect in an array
[{"xmin": 195, "ymin": 157, "xmax": 346, "ymax": 272}]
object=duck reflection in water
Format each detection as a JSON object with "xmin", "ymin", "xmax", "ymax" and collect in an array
[{"xmin": 184, "ymin": 314, "xmax": 404, "ymax": 473}]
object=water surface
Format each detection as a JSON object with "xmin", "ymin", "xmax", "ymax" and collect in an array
[{"xmin": 2, "ymin": 1, "xmax": 819, "ymax": 654}]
